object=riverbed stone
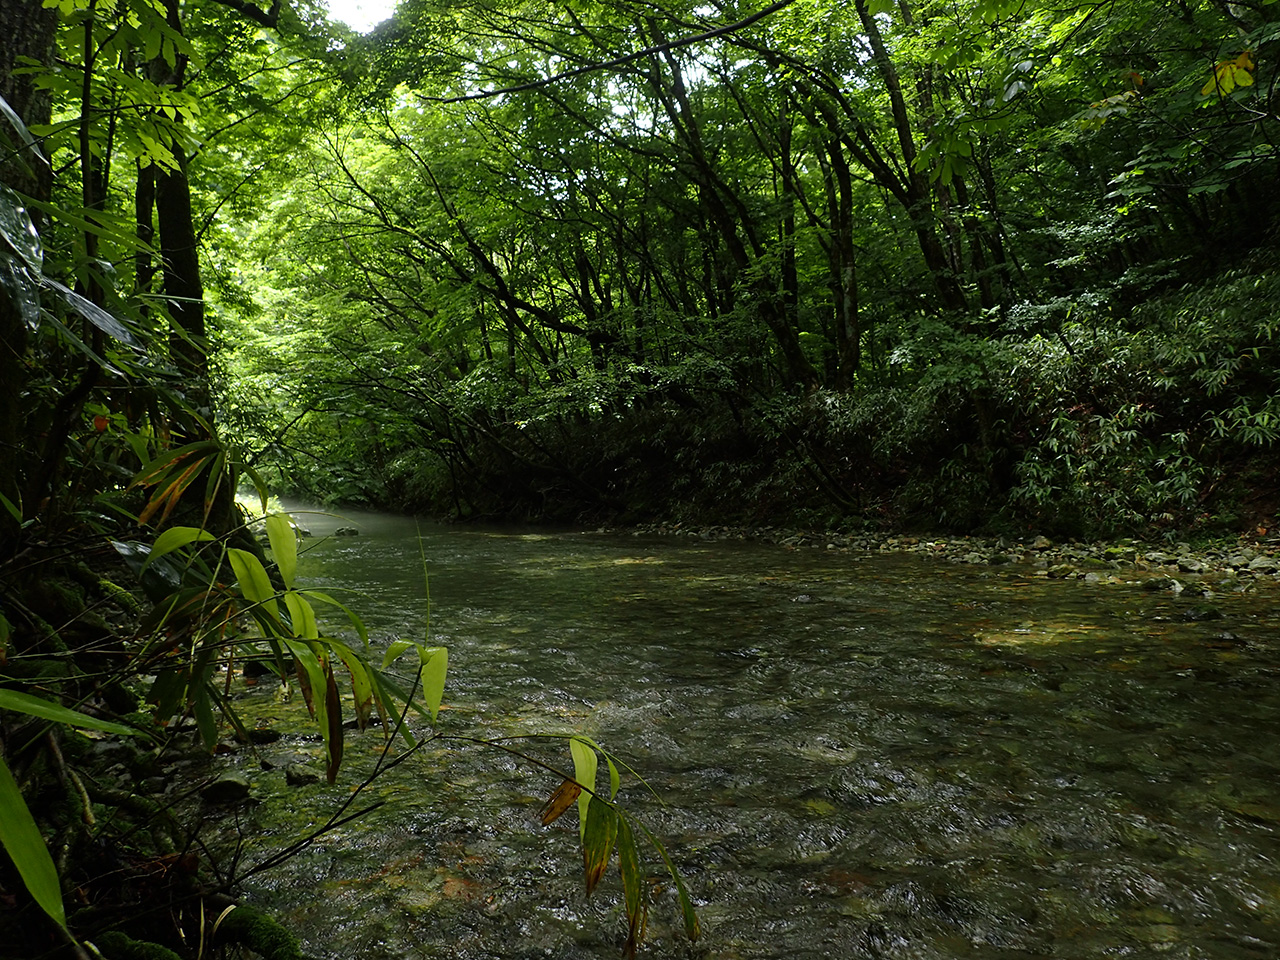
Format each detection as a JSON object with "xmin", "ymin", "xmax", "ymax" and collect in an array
[
  {"xmin": 334, "ymin": 526, "xmax": 359, "ymax": 537},
  {"xmin": 1248, "ymin": 555, "xmax": 1280, "ymax": 573},
  {"xmin": 1178, "ymin": 557, "xmax": 1206, "ymax": 574},
  {"xmin": 202, "ymin": 771, "xmax": 251, "ymax": 804},
  {"xmin": 285, "ymin": 763, "xmax": 322, "ymax": 786}
]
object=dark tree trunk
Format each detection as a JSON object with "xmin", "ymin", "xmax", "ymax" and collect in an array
[
  {"xmin": 155, "ymin": 139, "xmax": 208, "ymax": 404},
  {"xmin": 0, "ymin": 0, "xmax": 58, "ymax": 555}
]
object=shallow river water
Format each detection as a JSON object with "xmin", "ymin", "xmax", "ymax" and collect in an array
[{"xmin": 218, "ymin": 509, "xmax": 1280, "ymax": 959}]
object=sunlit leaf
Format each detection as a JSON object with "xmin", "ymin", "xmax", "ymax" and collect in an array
[
  {"xmin": 142, "ymin": 525, "xmax": 214, "ymax": 574},
  {"xmin": 303, "ymin": 590, "xmax": 368, "ymax": 646},
  {"xmin": 382, "ymin": 639, "xmax": 416, "ymax": 669},
  {"xmin": 569, "ymin": 737, "xmax": 598, "ymax": 840},
  {"xmin": 228, "ymin": 548, "xmax": 279, "ymax": 619},
  {"xmin": 0, "ymin": 757, "xmax": 64, "ymax": 929},
  {"xmin": 283, "ymin": 592, "xmax": 318, "ymax": 639},
  {"xmin": 43, "ymin": 278, "xmax": 142, "ymax": 348},
  {"xmin": 265, "ymin": 513, "xmax": 297, "ymax": 588},
  {"xmin": 419, "ymin": 645, "xmax": 448, "ymax": 722}
]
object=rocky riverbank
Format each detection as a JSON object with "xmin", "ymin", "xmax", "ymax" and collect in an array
[{"xmin": 613, "ymin": 524, "xmax": 1280, "ymax": 594}]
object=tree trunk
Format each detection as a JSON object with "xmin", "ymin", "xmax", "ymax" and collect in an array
[{"xmin": 0, "ymin": 0, "xmax": 58, "ymax": 555}]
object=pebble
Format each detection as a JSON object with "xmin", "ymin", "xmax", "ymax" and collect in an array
[{"xmin": 614, "ymin": 523, "xmax": 1280, "ymax": 592}]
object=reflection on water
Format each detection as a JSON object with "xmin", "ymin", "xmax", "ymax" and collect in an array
[{"xmin": 219, "ymin": 507, "xmax": 1280, "ymax": 959}]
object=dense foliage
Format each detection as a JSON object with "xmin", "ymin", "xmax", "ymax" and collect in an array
[
  {"xmin": 2, "ymin": 0, "xmax": 1280, "ymax": 953},
  {"xmin": 211, "ymin": 0, "xmax": 1280, "ymax": 536},
  {"xmin": 0, "ymin": 1, "xmax": 703, "ymax": 956}
]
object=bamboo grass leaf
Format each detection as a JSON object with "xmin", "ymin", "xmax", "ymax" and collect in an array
[
  {"xmin": 265, "ymin": 513, "xmax": 297, "ymax": 588},
  {"xmin": 582, "ymin": 795, "xmax": 618, "ymax": 896},
  {"xmin": 323, "ymin": 662, "xmax": 344, "ymax": 782},
  {"xmin": 638, "ymin": 822, "xmax": 700, "ymax": 942},
  {"xmin": 616, "ymin": 816, "xmax": 645, "ymax": 958},
  {"xmin": 0, "ymin": 757, "xmax": 64, "ymax": 929},
  {"xmin": 283, "ymin": 592, "xmax": 318, "ymax": 640},
  {"xmin": 0, "ymin": 689, "xmax": 140, "ymax": 737},
  {"xmin": 142, "ymin": 525, "xmax": 214, "ymax": 574},
  {"xmin": 569, "ymin": 737, "xmax": 598, "ymax": 841},
  {"xmin": 419, "ymin": 645, "xmax": 448, "ymax": 722},
  {"xmin": 539, "ymin": 779, "xmax": 581, "ymax": 826},
  {"xmin": 228, "ymin": 548, "xmax": 279, "ymax": 619}
]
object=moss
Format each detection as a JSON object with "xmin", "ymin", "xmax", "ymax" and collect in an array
[
  {"xmin": 216, "ymin": 904, "xmax": 304, "ymax": 960},
  {"xmin": 91, "ymin": 931, "xmax": 183, "ymax": 960}
]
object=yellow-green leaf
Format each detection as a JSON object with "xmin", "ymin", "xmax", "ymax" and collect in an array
[
  {"xmin": 264, "ymin": 513, "xmax": 297, "ymax": 588},
  {"xmin": 328, "ymin": 641, "xmax": 375, "ymax": 730},
  {"xmin": 569, "ymin": 737, "xmax": 598, "ymax": 840},
  {"xmin": 227, "ymin": 548, "xmax": 278, "ymax": 619},
  {"xmin": 143, "ymin": 525, "xmax": 215, "ymax": 574},
  {"xmin": 283, "ymin": 592, "xmax": 318, "ymax": 640},
  {"xmin": 419, "ymin": 645, "xmax": 448, "ymax": 722}
]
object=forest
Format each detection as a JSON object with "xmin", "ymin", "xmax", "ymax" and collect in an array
[{"xmin": 1, "ymin": 0, "xmax": 1279, "ymax": 955}]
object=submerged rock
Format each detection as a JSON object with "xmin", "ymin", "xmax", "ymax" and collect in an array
[
  {"xmin": 285, "ymin": 763, "xmax": 321, "ymax": 786},
  {"xmin": 202, "ymin": 771, "xmax": 251, "ymax": 804},
  {"xmin": 334, "ymin": 526, "xmax": 359, "ymax": 537}
]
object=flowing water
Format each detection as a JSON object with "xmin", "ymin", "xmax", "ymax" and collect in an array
[{"xmin": 217, "ymin": 509, "xmax": 1280, "ymax": 959}]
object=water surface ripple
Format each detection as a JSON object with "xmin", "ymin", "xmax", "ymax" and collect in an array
[{"xmin": 224, "ymin": 510, "xmax": 1280, "ymax": 959}]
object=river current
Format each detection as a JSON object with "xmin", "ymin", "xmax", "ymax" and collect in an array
[{"xmin": 217, "ymin": 508, "xmax": 1280, "ymax": 959}]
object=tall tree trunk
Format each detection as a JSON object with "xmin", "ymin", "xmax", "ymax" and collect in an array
[
  {"xmin": 156, "ymin": 139, "xmax": 208, "ymax": 407},
  {"xmin": 852, "ymin": 0, "xmax": 967, "ymax": 312},
  {"xmin": 0, "ymin": 0, "xmax": 58, "ymax": 555}
]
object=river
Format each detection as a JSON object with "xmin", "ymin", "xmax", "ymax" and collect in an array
[{"xmin": 216, "ymin": 508, "xmax": 1280, "ymax": 959}]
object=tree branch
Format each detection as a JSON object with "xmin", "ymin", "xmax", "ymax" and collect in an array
[{"xmin": 428, "ymin": 0, "xmax": 798, "ymax": 103}]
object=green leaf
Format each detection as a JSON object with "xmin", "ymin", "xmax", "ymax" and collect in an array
[
  {"xmin": 142, "ymin": 525, "xmax": 214, "ymax": 574},
  {"xmin": 43, "ymin": 278, "xmax": 142, "ymax": 348},
  {"xmin": 419, "ymin": 645, "xmax": 448, "ymax": 722},
  {"xmin": 607, "ymin": 755, "xmax": 621, "ymax": 800},
  {"xmin": 382, "ymin": 639, "xmax": 416, "ymax": 669},
  {"xmin": 616, "ymin": 816, "xmax": 644, "ymax": 956},
  {"xmin": 193, "ymin": 682, "xmax": 217, "ymax": 750},
  {"xmin": 227, "ymin": 548, "xmax": 278, "ymax": 619},
  {"xmin": 569, "ymin": 737, "xmax": 598, "ymax": 840},
  {"xmin": 303, "ymin": 590, "xmax": 369, "ymax": 646},
  {"xmin": 582, "ymin": 795, "xmax": 618, "ymax": 895},
  {"xmin": 0, "ymin": 490, "xmax": 20, "ymax": 524},
  {"xmin": 0, "ymin": 93, "xmax": 42, "ymax": 166},
  {"xmin": 283, "ymin": 591, "xmax": 318, "ymax": 639},
  {"xmin": 0, "ymin": 756, "xmax": 64, "ymax": 928},
  {"xmin": 265, "ymin": 513, "xmax": 297, "ymax": 588},
  {"xmin": 0, "ymin": 689, "xmax": 140, "ymax": 737}
]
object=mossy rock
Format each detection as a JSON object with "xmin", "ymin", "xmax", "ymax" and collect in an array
[
  {"xmin": 91, "ymin": 931, "xmax": 182, "ymax": 960},
  {"xmin": 216, "ymin": 904, "xmax": 304, "ymax": 960}
]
